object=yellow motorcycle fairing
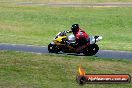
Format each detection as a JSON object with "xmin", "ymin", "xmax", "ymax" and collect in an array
[{"xmin": 53, "ymin": 36, "xmax": 67, "ymax": 45}]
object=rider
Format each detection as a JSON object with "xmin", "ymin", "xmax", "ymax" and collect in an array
[
  {"xmin": 67, "ymin": 24, "xmax": 90, "ymax": 48},
  {"xmin": 71, "ymin": 24, "xmax": 89, "ymax": 46}
]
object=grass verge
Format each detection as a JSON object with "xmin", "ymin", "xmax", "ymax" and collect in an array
[{"xmin": 0, "ymin": 51, "xmax": 132, "ymax": 88}]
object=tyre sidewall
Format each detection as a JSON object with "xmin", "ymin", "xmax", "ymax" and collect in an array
[{"xmin": 83, "ymin": 44, "xmax": 99, "ymax": 56}]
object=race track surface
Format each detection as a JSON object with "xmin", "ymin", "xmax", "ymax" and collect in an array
[
  {"xmin": 16, "ymin": 2, "xmax": 132, "ymax": 7},
  {"xmin": 0, "ymin": 1, "xmax": 132, "ymax": 7},
  {"xmin": 0, "ymin": 43, "xmax": 132, "ymax": 60}
]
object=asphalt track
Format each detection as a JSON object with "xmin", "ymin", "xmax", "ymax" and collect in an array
[
  {"xmin": 0, "ymin": 43, "xmax": 132, "ymax": 60},
  {"xmin": 17, "ymin": 2, "xmax": 132, "ymax": 7},
  {"xmin": 0, "ymin": 1, "xmax": 132, "ymax": 7}
]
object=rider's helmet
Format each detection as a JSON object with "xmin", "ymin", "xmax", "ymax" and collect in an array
[{"xmin": 71, "ymin": 24, "xmax": 79, "ymax": 33}]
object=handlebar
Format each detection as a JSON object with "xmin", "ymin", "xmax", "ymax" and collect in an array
[{"xmin": 63, "ymin": 30, "xmax": 72, "ymax": 33}]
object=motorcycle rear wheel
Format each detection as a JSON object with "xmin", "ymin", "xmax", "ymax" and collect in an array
[{"xmin": 83, "ymin": 44, "xmax": 99, "ymax": 56}]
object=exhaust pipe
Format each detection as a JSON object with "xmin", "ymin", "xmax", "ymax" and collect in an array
[
  {"xmin": 96, "ymin": 36, "xmax": 102, "ymax": 42},
  {"xmin": 90, "ymin": 36, "xmax": 103, "ymax": 44}
]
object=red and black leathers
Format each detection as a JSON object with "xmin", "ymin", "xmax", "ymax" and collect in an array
[{"xmin": 73, "ymin": 29, "xmax": 89, "ymax": 46}]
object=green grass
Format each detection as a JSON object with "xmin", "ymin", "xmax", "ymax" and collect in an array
[
  {"xmin": 0, "ymin": 51, "xmax": 132, "ymax": 88},
  {"xmin": 0, "ymin": 4, "xmax": 132, "ymax": 51}
]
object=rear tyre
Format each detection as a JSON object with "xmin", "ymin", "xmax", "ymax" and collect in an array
[
  {"xmin": 48, "ymin": 43, "xmax": 60, "ymax": 53},
  {"xmin": 83, "ymin": 44, "xmax": 99, "ymax": 56}
]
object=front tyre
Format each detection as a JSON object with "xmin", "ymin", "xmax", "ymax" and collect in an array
[
  {"xmin": 48, "ymin": 43, "xmax": 60, "ymax": 53},
  {"xmin": 83, "ymin": 44, "xmax": 99, "ymax": 56}
]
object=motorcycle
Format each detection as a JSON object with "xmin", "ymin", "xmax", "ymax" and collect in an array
[{"xmin": 48, "ymin": 31, "xmax": 102, "ymax": 56}]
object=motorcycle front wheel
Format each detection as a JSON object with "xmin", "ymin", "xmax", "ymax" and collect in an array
[
  {"xmin": 83, "ymin": 44, "xmax": 99, "ymax": 56},
  {"xmin": 48, "ymin": 43, "xmax": 60, "ymax": 53}
]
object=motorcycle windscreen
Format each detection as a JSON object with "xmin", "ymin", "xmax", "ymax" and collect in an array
[{"xmin": 68, "ymin": 34, "xmax": 76, "ymax": 43}]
